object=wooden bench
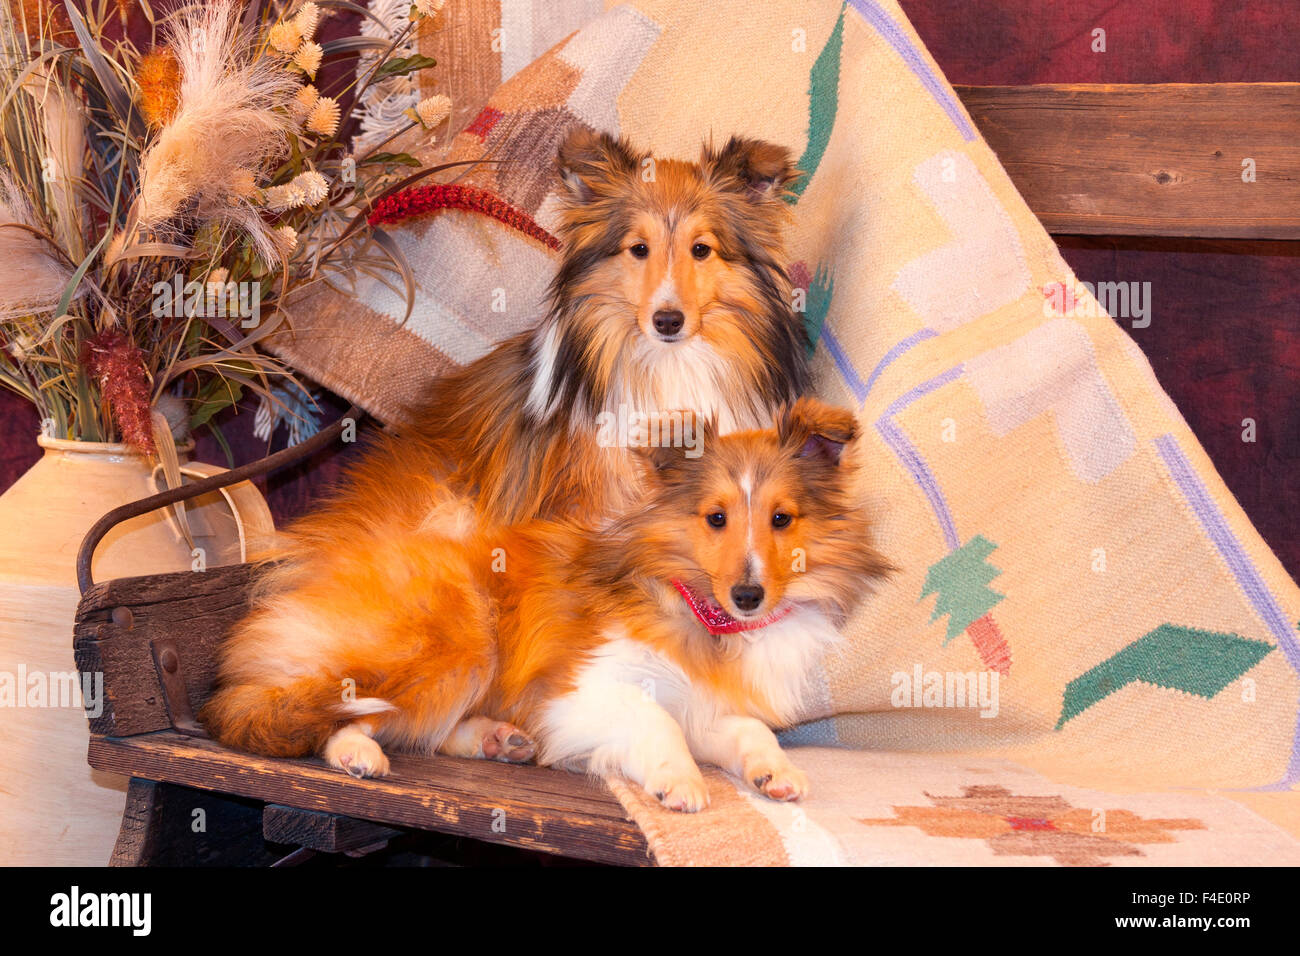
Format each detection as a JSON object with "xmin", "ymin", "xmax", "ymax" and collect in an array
[
  {"xmin": 72, "ymin": 83, "xmax": 1300, "ymax": 866},
  {"xmin": 73, "ymin": 414, "xmax": 652, "ymax": 866}
]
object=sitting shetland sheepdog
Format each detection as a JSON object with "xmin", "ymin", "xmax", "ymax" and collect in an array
[
  {"xmin": 299, "ymin": 128, "xmax": 809, "ymax": 539},
  {"xmin": 202, "ymin": 399, "xmax": 890, "ymax": 809},
  {"xmin": 407, "ymin": 127, "xmax": 809, "ymax": 523}
]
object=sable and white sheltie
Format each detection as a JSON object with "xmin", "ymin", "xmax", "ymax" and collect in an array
[
  {"xmin": 202, "ymin": 399, "xmax": 890, "ymax": 809},
  {"xmin": 279, "ymin": 129, "xmax": 810, "ymax": 538},
  {"xmin": 405, "ymin": 127, "xmax": 810, "ymax": 524},
  {"xmin": 202, "ymin": 129, "xmax": 835, "ymax": 802}
]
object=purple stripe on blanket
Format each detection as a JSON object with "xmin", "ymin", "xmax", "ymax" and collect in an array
[
  {"xmin": 876, "ymin": 365, "xmax": 966, "ymax": 551},
  {"xmin": 863, "ymin": 327, "xmax": 938, "ymax": 401},
  {"xmin": 1153, "ymin": 435, "xmax": 1299, "ymax": 668},
  {"xmin": 882, "ymin": 362, "xmax": 964, "ymax": 420},
  {"xmin": 878, "ymin": 418, "xmax": 960, "ymax": 551},
  {"xmin": 822, "ymin": 326, "xmax": 869, "ymax": 402},
  {"xmin": 1153, "ymin": 432, "xmax": 1300, "ymax": 785},
  {"xmin": 1284, "ymin": 710, "xmax": 1300, "ymax": 789},
  {"xmin": 846, "ymin": 0, "xmax": 976, "ymax": 142}
]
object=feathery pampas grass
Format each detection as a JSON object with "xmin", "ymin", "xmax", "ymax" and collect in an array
[{"xmin": 134, "ymin": 1, "xmax": 299, "ymax": 264}]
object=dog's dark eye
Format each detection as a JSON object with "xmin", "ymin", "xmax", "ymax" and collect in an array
[
  {"xmin": 772, "ymin": 512, "xmax": 792, "ymax": 529},
  {"xmin": 691, "ymin": 242, "xmax": 711, "ymax": 260},
  {"xmin": 706, "ymin": 511, "xmax": 727, "ymax": 529},
  {"xmin": 630, "ymin": 243, "xmax": 649, "ymax": 259}
]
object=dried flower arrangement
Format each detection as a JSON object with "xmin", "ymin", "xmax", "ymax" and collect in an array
[{"xmin": 0, "ymin": 0, "xmax": 455, "ymax": 459}]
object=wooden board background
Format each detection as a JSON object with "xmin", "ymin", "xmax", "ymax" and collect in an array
[{"xmin": 955, "ymin": 83, "xmax": 1300, "ymax": 239}]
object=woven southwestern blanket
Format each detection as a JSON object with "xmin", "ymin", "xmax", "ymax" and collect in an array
[{"xmin": 269, "ymin": 0, "xmax": 1300, "ymax": 865}]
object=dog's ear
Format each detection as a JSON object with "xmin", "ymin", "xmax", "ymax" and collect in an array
[
  {"xmin": 632, "ymin": 410, "xmax": 713, "ymax": 479},
  {"xmin": 778, "ymin": 398, "xmax": 858, "ymax": 466},
  {"xmin": 702, "ymin": 136, "xmax": 800, "ymax": 203},
  {"xmin": 556, "ymin": 127, "xmax": 642, "ymax": 202}
]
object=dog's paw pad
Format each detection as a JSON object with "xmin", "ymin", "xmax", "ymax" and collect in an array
[
  {"xmin": 324, "ymin": 732, "xmax": 390, "ymax": 779},
  {"xmin": 646, "ymin": 767, "xmax": 710, "ymax": 813},
  {"xmin": 746, "ymin": 760, "xmax": 808, "ymax": 802},
  {"xmin": 482, "ymin": 722, "xmax": 535, "ymax": 763}
]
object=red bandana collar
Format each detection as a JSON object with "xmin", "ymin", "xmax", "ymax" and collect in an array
[{"xmin": 671, "ymin": 580, "xmax": 794, "ymax": 636}]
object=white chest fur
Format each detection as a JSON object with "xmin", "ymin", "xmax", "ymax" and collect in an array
[
  {"xmin": 523, "ymin": 321, "xmax": 771, "ymax": 435},
  {"xmin": 535, "ymin": 606, "xmax": 840, "ymax": 771}
]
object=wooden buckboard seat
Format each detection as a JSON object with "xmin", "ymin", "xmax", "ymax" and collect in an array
[
  {"xmin": 71, "ymin": 414, "xmax": 654, "ymax": 866},
  {"xmin": 75, "ymin": 564, "xmax": 649, "ymax": 866},
  {"xmin": 70, "ymin": 83, "xmax": 1299, "ymax": 866}
]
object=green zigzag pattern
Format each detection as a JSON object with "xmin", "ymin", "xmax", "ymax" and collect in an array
[
  {"xmin": 803, "ymin": 264, "xmax": 834, "ymax": 354},
  {"xmin": 786, "ymin": 5, "xmax": 845, "ymax": 203},
  {"xmin": 1056, "ymin": 624, "xmax": 1274, "ymax": 729},
  {"xmin": 920, "ymin": 535, "xmax": 1005, "ymax": 644}
]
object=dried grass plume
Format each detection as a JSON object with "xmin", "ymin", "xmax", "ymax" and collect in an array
[
  {"xmin": 134, "ymin": 0, "xmax": 298, "ymax": 262},
  {"xmin": 135, "ymin": 47, "xmax": 181, "ymax": 127},
  {"xmin": 0, "ymin": 171, "xmax": 76, "ymax": 320}
]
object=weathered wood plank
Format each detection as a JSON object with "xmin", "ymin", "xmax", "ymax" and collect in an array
[
  {"xmin": 109, "ymin": 776, "xmax": 285, "ymax": 866},
  {"xmin": 109, "ymin": 778, "xmax": 164, "ymax": 867},
  {"xmin": 954, "ymin": 83, "xmax": 1300, "ymax": 239},
  {"xmin": 263, "ymin": 805, "xmax": 402, "ymax": 854},
  {"xmin": 74, "ymin": 564, "xmax": 258, "ymax": 735},
  {"xmin": 88, "ymin": 732, "xmax": 652, "ymax": 866}
]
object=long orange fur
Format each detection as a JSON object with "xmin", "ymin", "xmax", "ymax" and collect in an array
[
  {"xmin": 202, "ymin": 400, "xmax": 889, "ymax": 807},
  {"xmin": 201, "ymin": 132, "xmax": 885, "ymax": 801}
]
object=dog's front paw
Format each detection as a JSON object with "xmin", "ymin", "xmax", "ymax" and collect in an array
[
  {"xmin": 645, "ymin": 764, "xmax": 710, "ymax": 813},
  {"xmin": 481, "ymin": 721, "xmax": 536, "ymax": 763},
  {"xmin": 323, "ymin": 727, "xmax": 390, "ymax": 779},
  {"xmin": 744, "ymin": 754, "xmax": 808, "ymax": 802}
]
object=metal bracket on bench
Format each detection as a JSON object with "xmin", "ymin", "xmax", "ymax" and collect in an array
[
  {"xmin": 150, "ymin": 637, "xmax": 208, "ymax": 738},
  {"xmin": 75, "ymin": 405, "xmax": 364, "ymax": 595}
]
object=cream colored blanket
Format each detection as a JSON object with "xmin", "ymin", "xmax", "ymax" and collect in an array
[{"xmin": 272, "ymin": 0, "xmax": 1300, "ymax": 864}]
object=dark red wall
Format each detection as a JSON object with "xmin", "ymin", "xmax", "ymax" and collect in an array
[
  {"xmin": 900, "ymin": 0, "xmax": 1299, "ymax": 83},
  {"xmin": 3, "ymin": 1, "xmax": 1297, "ymax": 577}
]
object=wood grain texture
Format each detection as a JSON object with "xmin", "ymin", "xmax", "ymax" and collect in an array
[
  {"xmin": 73, "ymin": 564, "xmax": 258, "ymax": 736},
  {"xmin": 954, "ymin": 83, "xmax": 1300, "ymax": 238},
  {"xmin": 263, "ymin": 805, "xmax": 402, "ymax": 854},
  {"xmin": 0, "ymin": 580, "xmax": 128, "ymax": 864},
  {"xmin": 109, "ymin": 778, "xmax": 164, "ymax": 867},
  {"xmin": 89, "ymin": 732, "xmax": 652, "ymax": 866},
  {"xmin": 109, "ymin": 777, "xmax": 286, "ymax": 867}
]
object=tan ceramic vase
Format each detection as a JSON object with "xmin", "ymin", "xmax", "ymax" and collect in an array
[{"xmin": 0, "ymin": 436, "xmax": 274, "ymax": 865}]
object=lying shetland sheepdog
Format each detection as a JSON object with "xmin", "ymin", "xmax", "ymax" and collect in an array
[{"xmin": 202, "ymin": 399, "xmax": 890, "ymax": 809}]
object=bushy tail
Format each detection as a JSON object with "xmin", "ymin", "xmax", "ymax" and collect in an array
[{"xmin": 200, "ymin": 676, "xmax": 356, "ymax": 757}]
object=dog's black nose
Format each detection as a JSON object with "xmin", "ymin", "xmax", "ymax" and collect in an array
[
  {"xmin": 653, "ymin": 310, "xmax": 684, "ymax": 337},
  {"xmin": 731, "ymin": 584, "xmax": 764, "ymax": 612}
]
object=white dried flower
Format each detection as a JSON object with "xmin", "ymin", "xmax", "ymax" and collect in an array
[
  {"xmin": 412, "ymin": 0, "xmax": 445, "ymax": 17},
  {"xmin": 411, "ymin": 94, "xmax": 451, "ymax": 130},
  {"xmin": 305, "ymin": 95, "xmax": 340, "ymax": 137},
  {"xmin": 293, "ymin": 41, "xmax": 323, "ymax": 79},
  {"xmin": 268, "ymin": 20, "xmax": 303, "ymax": 54},
  {"xmin": 275, "ymin": 225, "xmax": 298, "ymax": 254},
  {"xmin": 263, "ymin": 182, "xmax": 308, "ymax": 213},
  {"xmin": 292, "ymin": 170, "xmax": 329, "ymax": 206},
  {"xmin": 291, "ymin": 84, "xmax": 319, "ymax": 121},
  {"xmin": 294, "ymin": 2, "xmax": 321, "ymax": 40}
]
